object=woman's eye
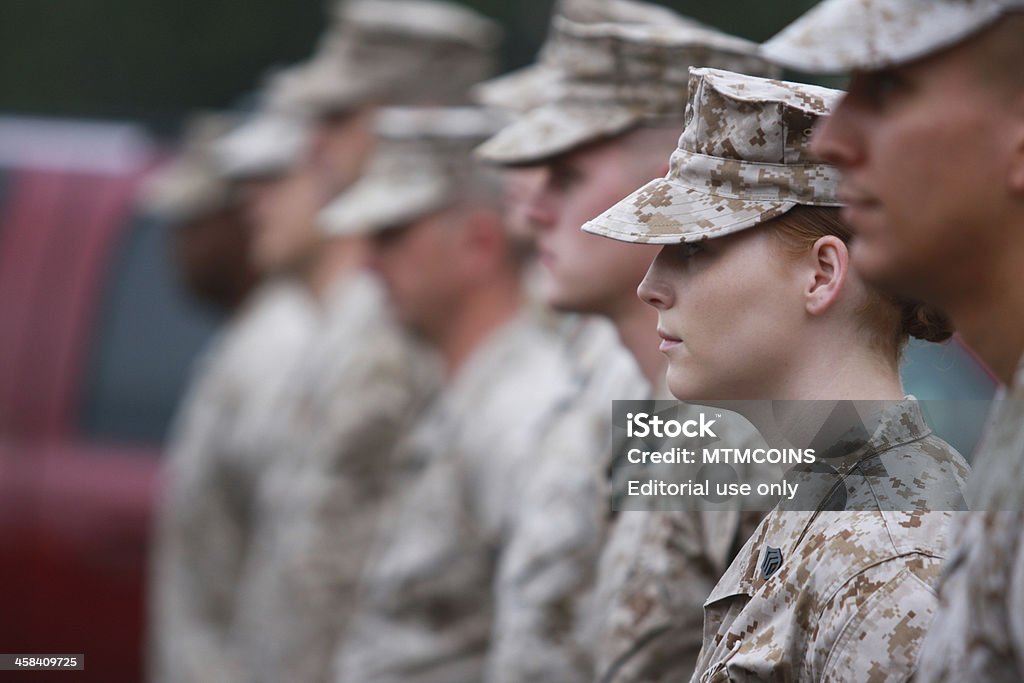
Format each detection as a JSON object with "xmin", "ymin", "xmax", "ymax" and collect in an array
[{"xmin": 682, "ymin": 242, "xmax": 705, "ymax": 259}]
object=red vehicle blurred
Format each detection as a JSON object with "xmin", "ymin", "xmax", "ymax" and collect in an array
[{"xmin": 0, "ymin": 116, "xmax": 221, "ymax": 682}]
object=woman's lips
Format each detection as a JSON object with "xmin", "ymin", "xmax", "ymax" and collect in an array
[{"xmin": 657, "ymin": 328, "xmax": 683, "ymax": 352}]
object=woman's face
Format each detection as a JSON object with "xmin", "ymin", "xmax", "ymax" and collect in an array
[{"xmin": 638, "ymin": 227, "xmax": 808, "ymax": 401}]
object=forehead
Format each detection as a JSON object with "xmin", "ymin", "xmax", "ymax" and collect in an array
[{"xmin": 850, "ymin": 27, "xmax": 1001, "ymax": 97}]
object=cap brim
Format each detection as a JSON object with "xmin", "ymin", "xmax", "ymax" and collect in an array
[
  {"xmin": 761, "ymin": 0, "xmax": 1012, "ymax": 73},
  {"xmin": 475, "ymin": 102, "xmax": 643, "ymax": 166},
  {"xmin": 582, "ymin": 176, "xmax": 794, "ymax": 244},
  {"xmin": 319, "ymin": 173, "xmax": 450, "ymax": 237},
  {"xmin": 215, "ymin": 116, "xmax": 308, "ymax": 179}
]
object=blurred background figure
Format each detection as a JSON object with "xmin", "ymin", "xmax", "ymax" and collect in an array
[
  {"xmin": 476, "ymin": 3, "xmax": 780, "ymax": 681},
  {"xmin": 220, "ymin": 3, "xmax": 502, "ymax": 683},
  {"xmin": 148, "ymin": 70, "xmax": 321, "ymax": 683},
  {"xmin": 140, "ymin": 111, "xmax": 259, "ymax": 314},
  {"xmin": 323, "ymin": 105, "xmax": 576, "ymax": 683}
]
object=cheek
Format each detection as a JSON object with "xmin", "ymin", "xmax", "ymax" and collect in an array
[{"xmin": 682, "ymin": 253, "xmax": 797, "ymax": 366}]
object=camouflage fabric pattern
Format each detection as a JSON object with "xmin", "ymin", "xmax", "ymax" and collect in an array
[
  {"xmin": 333, "ymin": 314, "xmax": 577, "ymax": 683},
  {"xmin": 226, "ymin": 272, "xmax": 439, "ymax": 683},
  {"xmin": 588, "ymin": 510, "xmax": 765, "ymax": 683},
  {"xmin": 762, "ymin": 0, "xmax": 1024, "ymax": 74},
  {"xmin": 476, "ymin": 15, "xmax": 779, "ymax": 166},
  {"xmin": 916, "ymin": 356, "xmax": 1024, "ymax": 682},
  {"xmin": 690, "ymin": 398, "xmax": 970, "ymax": 682},
  {"xmin": 148, "ymin": 281, "xmax": 319, "ymax": 683},
  {"xmin": 591, "ymin": 405, "xmax": 772, "ymax": 683},
  {"xmin": 319, "ymin": 107, "xmax": 503, "ymax": 237},
  {"xmin": 582, "ymin": 67, "xmax": 843, "ymax": 245},
  {"xmin": 284, "ymin": 0, "xmax": 501, "ymax": 114},
  {"xmin": 487, "ymin": 317, "xmax": 650, "ymax": 683},
  {"xmin": 473, "ymin": 0, "xmax": 702, "ymax": 114}
]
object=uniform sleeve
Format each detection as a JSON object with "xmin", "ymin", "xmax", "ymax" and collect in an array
[
  {"xmin": 485, "ymin": 413, "xmax": 607, "ymax": 683},
  {"xmin": 229, "ymin": 331, "xmax": 435, "ymax": 683},
  {"xmin": 596, "ymin": 511, "xmax": 722, "ymax": 683},
  {"xmin": 333, "ymin": 443, "xmax": 494, "ymax": 683},
  {"xmin": 148, "ymin": 369, "xmax": 248, "ymax": 683}
]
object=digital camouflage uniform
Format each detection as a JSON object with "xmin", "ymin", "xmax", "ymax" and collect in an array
[
  {"xmin": 227, "ymin": 271, "xmax": 438, "ymax": 683},
  {"xmin": 322, "ymin": 106, "xmax": 577, "ymax": 683},
  {"xmin": 486, "ymin": 316, "xmax": 650, "ymax": 683},
  {"xmin": 688, "ymin": 399, "xmax": 968, "ymax": 682},
  {"xmin": 589, "ymin": 508, "xmax": 770, "ymax": 683},
  {"xmin": 587, "ymin": 392, "xmax": 776, "ymax": 683},
  {"xmin": 149, "ymin": 280, "xmax": 318, "ymax": 683},
  {"xmin": 333, "ymin": 313, "xmax": 576, "ymax": 683},
  {"xmin": 205, "ymin": 6, "xmax": 500, "ymax": 682},
  {"xmin": 583, "ymin": 68, "xmax": 971, "ymax": 680},
  {"xmin": 477, "ymin": 11, "xmax": 780, "ymax": 682},
  {"xmin": 760, "ymin": 3, "xmax": 1024, "ymax": 680},
  {"xmin": 914, "ymin": 357, "xmax": 1024, "ymax": 683}
]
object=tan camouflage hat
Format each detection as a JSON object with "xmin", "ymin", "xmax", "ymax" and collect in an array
[
  {"xmin": 762, "ymin": 0, "xmax": 1024, "ymax": 73},
  {"xmin": 284, "ymin": 0, "xmax": 501, "ymax": 116},
  {"xmin": 140, "ymin": 111, "xmax": 240, "ymax": 220},
  {"xmin": 476, "ymin": 16, "xmax": 780, "ymax": 167},
  {"xmin": 214, "ymin": 112, "xmax": 309, "ymax": 180},
  {"xmin": 582, "ymin": 67, "xmax": 843, "ymax": 245},
  {"xmin": 472, "ymin": 0, "xmax": 702, "ymax": 115},
  {"xmin": 318, "ymin": 107, "xmax": 502, "ymax": 236},
  {"xmin": 214, "ymin": 66, "xmax": 311, "ymax": 180}
]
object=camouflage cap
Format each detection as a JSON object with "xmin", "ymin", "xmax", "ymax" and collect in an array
[
  {"xmin": 285, "ymin": 0, "xmax": 501, "ymax": 116},
  {"xmin": 214, "ymin": 112, "xmax": 309, "ymax": 181},
  {"xmin": 140, "ymin": 111, "xmax": 240, "ymax": 220},
  {"xmin": 476, "ymin": 16, "xmax": 780, "ymax": 166},
  {"xmin": 582, "ymin": 67, "xmax": 843, "ymax": 245},
  {"xmin": 214, "ymin": 66, "xmax": 312, "ymax": 180},
  {"xmin": 762, "ymin": 0, "xmax": 1024, "ymax": 73},
  {"xmin": 318, "ymin": 106, "xmax": 502, "ymax": 236},
  {"xmin": 473, "ymin": 0, "xmax": 701, "ymax": 114}
]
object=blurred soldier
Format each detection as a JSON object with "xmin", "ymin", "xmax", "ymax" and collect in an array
[
  {"xmin": 139, "ymin": 111, "xmax": 258, "ymax": 313},
  {"xmin": 284, "ymin": 0, "xmax": 501, "ymax": 198},
  {"xmin": 583, "ymin": 66, "xmax": 967, "ymax": 682},
  {"xmin": 762, "ymin": 1, "xmax": 1024, "ymax": 680},
  {"xmin": 476, "ymin": 8, "xmax": 778, "ymax": 682},
  {"xmin": 223, "ymin": 4, "xmax": 502, "ymax": 683},
  {"xmin": 324, "ymin": 105, "xmax": 576, "ymax": 683},
  {"xmin": 148, "ymin": 84, "xmax": 320, "ymax": 683}
]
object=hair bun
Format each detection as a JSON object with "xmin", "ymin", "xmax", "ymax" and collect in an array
[{"xmin": 901, "ymin": 301, "xmax": 954, "ymax": 343}]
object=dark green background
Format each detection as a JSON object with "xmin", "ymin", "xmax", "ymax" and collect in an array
[{"xmin": 1, "ymin": 1, "xmax": 821, "ymax": 132}]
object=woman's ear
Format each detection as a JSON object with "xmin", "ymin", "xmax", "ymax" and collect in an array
[{"xmin": 804, "ymin": 235, "xmax": 849, "ymax": 317}]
